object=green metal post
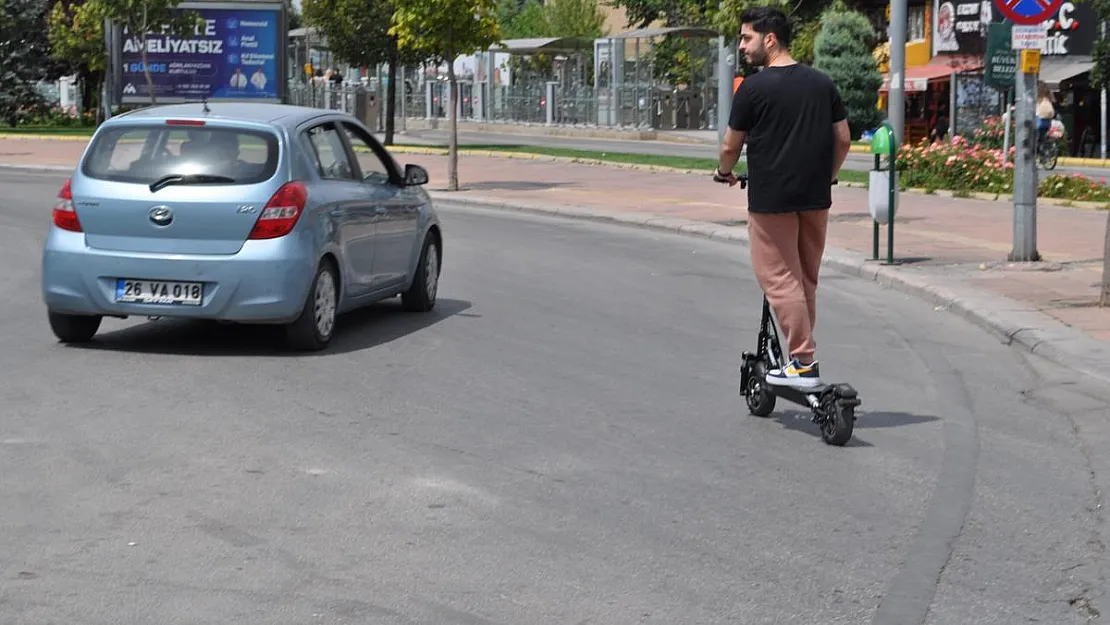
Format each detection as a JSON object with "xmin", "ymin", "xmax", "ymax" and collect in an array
[
  {"xmin": 873, "ymin": 153, "xmax": 880, "ymax": 261},
  {"xmin": 886, "ymin": 123, "xmax": 896, "ymax": 265}
]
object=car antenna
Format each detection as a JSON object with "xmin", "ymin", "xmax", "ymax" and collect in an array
[{"xmin": 202, "ymin": 97, "xmax": 210, "ymax": 114}]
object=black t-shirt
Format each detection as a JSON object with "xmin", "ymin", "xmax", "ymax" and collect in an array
[{"xmin": 728, "ymin": 64, "xmax": 847, "ymax": 213}]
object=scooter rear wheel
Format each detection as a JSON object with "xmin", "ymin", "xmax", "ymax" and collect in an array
[{"xmin": 745, "ymin": 361, "xmax": 776, "ymax": 417}]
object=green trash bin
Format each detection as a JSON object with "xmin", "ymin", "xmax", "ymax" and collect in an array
[{"xmin": 867, "ymin": 121, "xmax": 898, "ymax": 264}]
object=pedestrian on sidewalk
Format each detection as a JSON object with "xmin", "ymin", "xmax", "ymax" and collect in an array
[{"xmin": 713, "ymin": 5, "xmax": 852, "ymax": 389}]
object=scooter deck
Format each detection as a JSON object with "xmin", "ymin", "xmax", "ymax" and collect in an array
[{"xmin": 762, "ymin": 378, "xmax": 858, "ymax": 409}]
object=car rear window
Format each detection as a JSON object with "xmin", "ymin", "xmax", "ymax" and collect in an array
[{"xmin": 81, "ymin": 124, "xmax": 279, "ymax": 185}]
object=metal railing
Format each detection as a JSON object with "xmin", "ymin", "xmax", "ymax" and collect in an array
[{"xmin": 286, "ymin": 76, "xmax": 722, "ymax": 132}]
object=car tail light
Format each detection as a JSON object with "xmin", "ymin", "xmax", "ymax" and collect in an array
[
  {"xmin": 52, "ymin": 178, "xmax": 82, "ymax": 232},
  {"xmin": 249, "ymin": 182, "xmax": 308, "ymax": 239}
]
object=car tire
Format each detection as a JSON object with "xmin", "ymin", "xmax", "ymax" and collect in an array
[
  {"xmin": 402, "ymin": 234, "xmax": 440, "ymax": 312},
  {"xmin": 48, "ymin": 311, "xmax": 102, "ymax": 343},
  {"xmin": 286, "ymin": 261, "xmax": 338, "ymax": 351}
]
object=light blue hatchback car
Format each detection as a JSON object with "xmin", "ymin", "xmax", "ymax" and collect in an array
[{"xmin": 41, "ymin": 102, "xmax": 442, "ymax": 350}]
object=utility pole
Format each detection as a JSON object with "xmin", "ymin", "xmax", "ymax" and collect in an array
[
  {"xmin": 717, "ymin": 35, "xmax": 735, "ymax": 146},
  {"xmin": 716, "ymin": 0, "xmax": 736, "ymax": 148},
  {"xmin": 887, "ymin": 0, "xmax": 907, "ymax": 145},
  {"xmin": 1010, "ymin": 50, "xmax": 1041, "ymax": 262}
]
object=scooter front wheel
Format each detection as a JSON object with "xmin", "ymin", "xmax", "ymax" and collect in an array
[{"xmin": 745, "ymin": 360, "xmax": 777, "ymax": 418}]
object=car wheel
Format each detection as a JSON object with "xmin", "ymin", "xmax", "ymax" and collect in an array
[
  {"xmin": 286, "ymin": 261, "xmax": 338, "ymax": 351},
  {"xmin": 402, "ymin": 234, "xmax": 440, "ymax": 312},
  {"xmin": 48, "ymin": 311, "xmax": 102, "ymax": 343}
]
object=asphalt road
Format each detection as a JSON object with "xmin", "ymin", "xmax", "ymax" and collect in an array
[
  {"xmin": 394, "ymin": 128, "xmax": 1110, "ymax": 178},
  {"xmin": 3, "ymin": 169, "xmax": 1110, "ymax": 624}
]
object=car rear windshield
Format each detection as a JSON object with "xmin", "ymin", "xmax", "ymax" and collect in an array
[{"xmin": 81, "ymin": 123, "xmax": 280, "ymax": 185}]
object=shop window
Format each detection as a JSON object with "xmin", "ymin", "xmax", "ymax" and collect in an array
[{"xmin": 908, "ymin": 5, "xmax": 926, "ymax": 41}]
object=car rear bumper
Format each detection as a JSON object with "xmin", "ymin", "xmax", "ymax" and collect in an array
[{"xmin": 41, "ymin": 228, "xmax": 317, "ymax": 323}]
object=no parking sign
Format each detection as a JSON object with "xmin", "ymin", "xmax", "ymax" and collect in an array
[{"xmin": 994, "ymin": 0, "xmax": 1063, "ymax": 25}]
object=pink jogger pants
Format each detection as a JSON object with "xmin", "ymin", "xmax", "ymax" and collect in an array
[{"xmin": 747, "ymin": 209, "xmax": 829, "ymax": 363}]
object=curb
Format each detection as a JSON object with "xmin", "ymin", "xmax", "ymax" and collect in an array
[
  {"xmin": 0, "ymin": 163, "xmax": 72, "ymax": 173},
  {"xmin": 389, "ymin": 146, "xmax": 1110, "ymax": 211},
  {"xmin": 848, "ymin": 142, "xmax": 1110, "ymax": 170},
  {"xmin": 0, "ymin": 133, "xmax": 90, "ymax": 142},
  {"xmin": 429, "ymin": 191, "xmax": 1110, "ymax": 388}
]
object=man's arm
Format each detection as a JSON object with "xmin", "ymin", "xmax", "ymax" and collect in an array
[
  {"xmin": 832, "ymin": 119, "xmax": 850, "ymax": 181},
  {"xmin": 718, "ymin": 126, "xmax": 746, "ymax": 175}
]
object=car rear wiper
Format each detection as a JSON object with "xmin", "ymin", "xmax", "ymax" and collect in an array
[{"xmin": 149, "ymin": 173, "xmax": 236, "ymax": 192}]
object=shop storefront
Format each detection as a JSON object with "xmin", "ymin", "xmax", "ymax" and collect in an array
[
  {"xmin": 876, "ymin": 0, "xmax": 945, "ymax": 145},
  {"xmin": 1034, "ymin": 1, "xmax": 1099, "ymax": 156},
  {"xmin": 881, "ymin": 0, "xmax": 1100, "ymax": 154}
]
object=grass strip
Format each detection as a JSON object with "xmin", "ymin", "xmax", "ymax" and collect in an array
[{"xmin": 393, "ymin": 143, "xmax": 869, "ymax": 184}]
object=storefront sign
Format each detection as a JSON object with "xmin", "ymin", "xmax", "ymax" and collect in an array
[
  {"xmin": 933, "ymin": 0, "xmax": 1095, "ymax": 57},
  {"xmin": 1041, "ymin": 1, "xmax": 1094, "ymax": 56},
  {"xmin": 934, "ymin": 0, "xmax": 991, "ymax": 55},
  {"xmin": 120, "ymin": 5, "xmax": 283, "ymax": 103}
]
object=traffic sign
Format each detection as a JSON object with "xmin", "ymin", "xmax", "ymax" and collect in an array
[
  {"xmin": 994, "ymin": 0, "xmax": 1063, "ymax": 25},
  {"xmin": 984, "ymin": 22, "xmax": 1017, "ymax": 90},
  {"xmin": 1011, "ymin": 24, "xmax": 1047, "ymax": 49}
]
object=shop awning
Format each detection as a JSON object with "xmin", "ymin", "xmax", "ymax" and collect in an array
[
  {"xmin": 880, "ymin": 55, "xmax": 984, "ymax": 93},
  {"xmin": 1039, "ymin": 56, "xmax": 1093, "ymax": 90}
]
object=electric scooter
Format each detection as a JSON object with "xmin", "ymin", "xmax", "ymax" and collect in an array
[{"xmin": 718, "ymin": 171, "xmax": 861, "ymax": 446}]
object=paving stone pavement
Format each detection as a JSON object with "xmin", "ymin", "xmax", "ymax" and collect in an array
[{"xmin": 2, "ymin": 136, "xmax": 1109, "ymax": 383}]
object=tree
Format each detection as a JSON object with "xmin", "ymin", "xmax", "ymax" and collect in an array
[
  {"xmin": 47, "ymin": 0, "xmax": 109, "ymax": 116},
  {"xmin": 390, "ymin": 0, "xmax": 501, "ymax": 191},
  {"xmin": 1092, "ymin": 0, "xmax": 1110, "ymax": 90},
  {"xmin": 0, "ymin": 0, "xmax": 67, "ymax": 126},
  {"xmin": 812, "ymin": 4, "xmax": 882, "ymax": 139},
  {"xmin": 608, "ymin": 0, "xmax": 710, "ymax": 28},
  {"xmin": 301, "ymin": 0, "xmax": 422, "ymax": 146},
  {"xmin": 545, "ymin": 0, "xmax": 607, "ymax": 38},
  {"xmin": 498, "ymin": 0, "xmax": 547, "ymax": 38},
  {"xmin": 102, "ymin": 0, "xmax": 202, "ymax": 104}
]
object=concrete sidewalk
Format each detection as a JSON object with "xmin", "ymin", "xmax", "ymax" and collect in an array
[{"xmin": 3, "ymin": 136, "xmax": 1109, "ymax": 382}]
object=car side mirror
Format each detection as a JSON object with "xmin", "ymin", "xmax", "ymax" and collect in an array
[{"xmin": 404, "ymin": 164, "xmax": 429, "ymax": 186}]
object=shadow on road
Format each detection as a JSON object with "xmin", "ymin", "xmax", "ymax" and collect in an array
[
  {"xmin": 64, "ymin": 298, "xmax": 474, "ymax": 357},
  {"xmin": 770, "ymin": 409, "xmax": 940, "ymax": 447},
  {"xmin": 854, "ymin": 410, "xmax": 941, "ymax": 429}
]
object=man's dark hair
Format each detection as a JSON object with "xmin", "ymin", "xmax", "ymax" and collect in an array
[{"xmin": 739, "ymin": 6, "xmax": 792, "ymax": 48}]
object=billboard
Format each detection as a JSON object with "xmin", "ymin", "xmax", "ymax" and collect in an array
[{"xmin": 119, "ymin": 4, "xmax": 284, "ymax": 103}]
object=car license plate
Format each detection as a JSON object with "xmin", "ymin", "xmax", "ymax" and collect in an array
[{"xmin": 115, "ymin": 279, "xmax": 203, "ymax": 306}]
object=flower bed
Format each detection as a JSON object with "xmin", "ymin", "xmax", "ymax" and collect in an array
[
  {"xmin": 1038, "ymin": 172, "xmax": 1110, "ymax": 202},
  {"xmin": 893, "ymin": 132, "xmax": 1110, "ymax": 205},
  {"xmin": 896, "ymin": 135, "xmax": 1013, "ymax": 194}
]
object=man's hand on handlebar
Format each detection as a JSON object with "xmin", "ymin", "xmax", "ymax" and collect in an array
[{"xmin": 713, "ymin": 167, "xmax": 739, "ymax": 187}]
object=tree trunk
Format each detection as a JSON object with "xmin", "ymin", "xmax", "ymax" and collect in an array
[
  {"xmin": 139, "ymin": 9, "xmax": 156, "ymax": 104},
  {"xmin": 385, "ymin": 47, "xmax": 398, "ymax": 146},
  {"xmin": 79, "ymin": 69, "xmax": 102, "ymax": 117},
  {"xmin": 1101, "ymin": 209, "xmax": 1110, "ymax": 307},
  {"xmin": 446, "ymin": 57, "xmax": 459, "ymax": 191}
]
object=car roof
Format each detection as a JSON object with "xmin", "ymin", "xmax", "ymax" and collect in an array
[{"xmin": 110, "ymin": 102, "xmax": 341, "ymax": 129}]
